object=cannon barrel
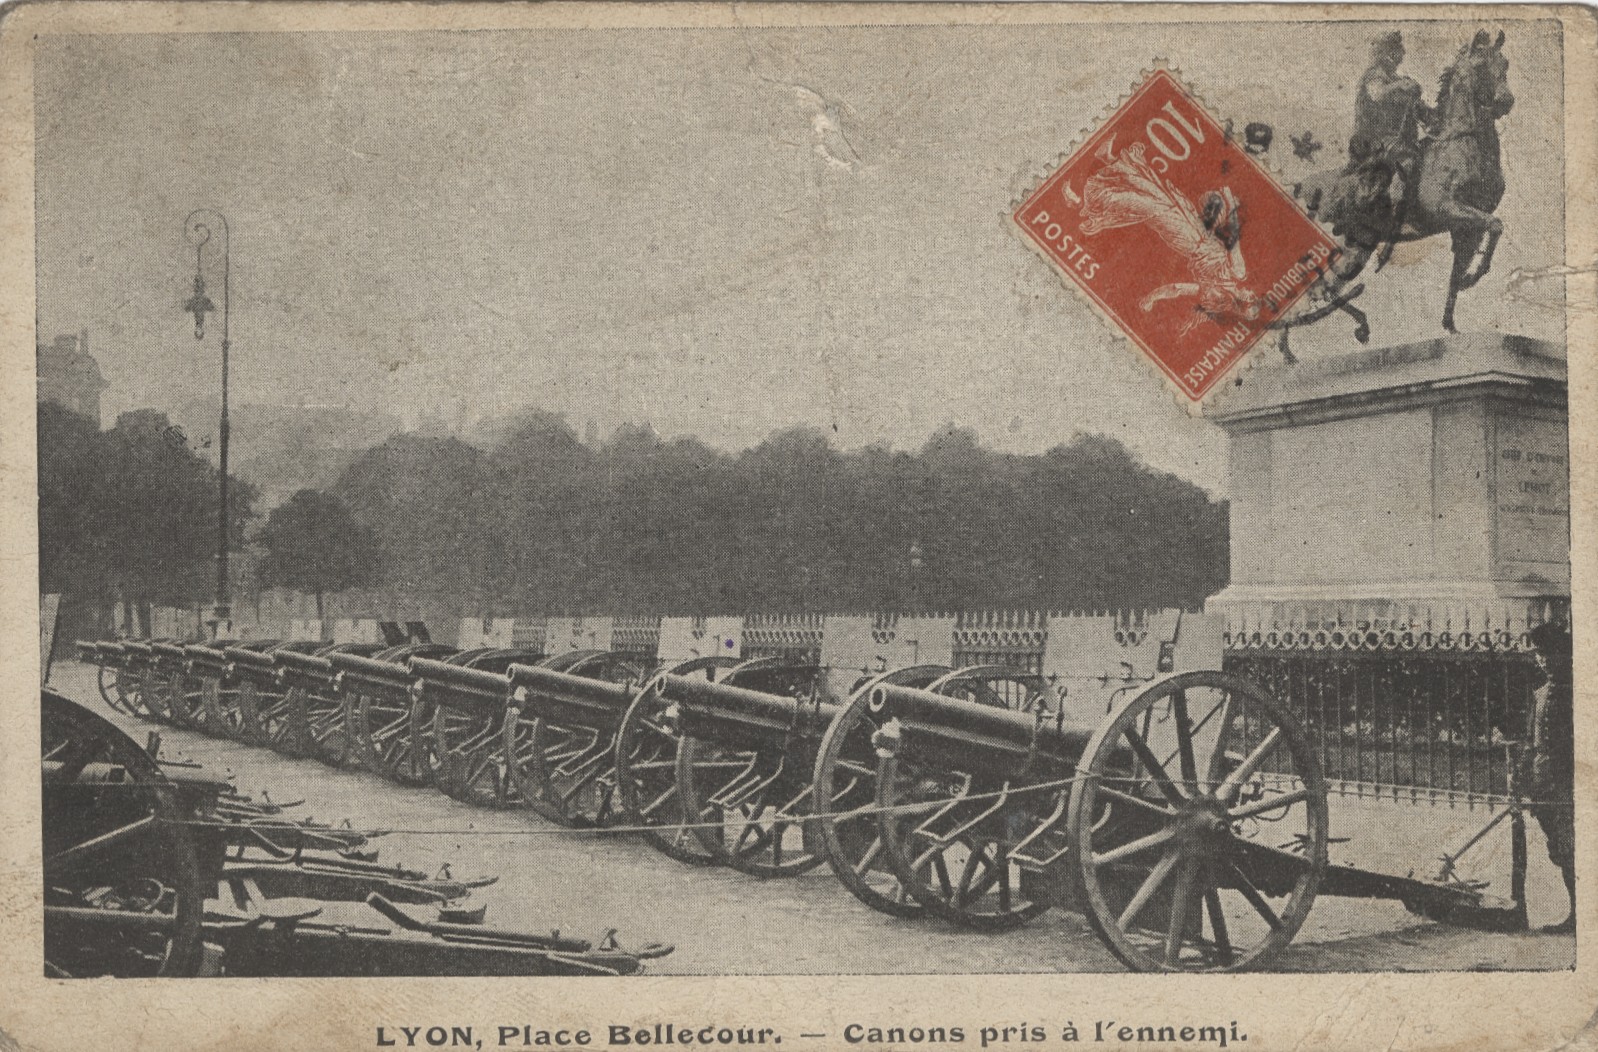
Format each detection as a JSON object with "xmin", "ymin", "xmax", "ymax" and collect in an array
[
  {"xmin": 328, "ymin": 652, "xmax": 414, "ymax": 696},
  {"xmin": 93, "ymin": 641, "xmax": 130, "ymax": 669},
  {"xmin": 656, "ymin": 673, "xmax": 839, "ymax": 749},
  {"xmin": 274, "ymin": 649, "xmax": 335, "ymax": 689},
  {"xmin": 226, "ymin": 644, "xmax": 285, "ymax": 687},
  {"xmin": 184, "ymin": 643, "xmax": 232, "ymax": 676},
  {"xmin": 411, "ymin": 657, "xmax": 511, "ymax": 715},
  {"xmin": 150, "ymin": 641, "xmax": 189, "ymax": 669},
  {"xmin": 505, "ymin": 663, "xmax": 637, "ymax": 734},
  {"xmin": 868, "ymin": 683, "xmax": 1096, "ymax": 774}
]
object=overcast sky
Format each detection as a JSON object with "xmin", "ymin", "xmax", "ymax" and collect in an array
[{"xmin": 34, "ymin": 16, "xmax": 1566, "ymax": 494}]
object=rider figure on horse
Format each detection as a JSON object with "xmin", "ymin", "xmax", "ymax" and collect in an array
[{"xmin": 1329, "ymin": 31, "xmax": 1433, "ymax": 251}]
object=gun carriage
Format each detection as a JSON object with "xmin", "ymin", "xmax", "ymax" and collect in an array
[
  {"xmin": 611, "ymin": 654, "xmax": 748, "ymax": 866},
  {"xmin": 227, "ymin": 639, "xmax": 325, "ymax": 749},
  {"xmin": 810, "ymin": 664, "xmax": 1049, "ymax": 919},
  {"xmin": 116, "ymin": 639, "xmax": 175, "ymax": 723},
  {"xmin": 81, "ymin": 641, "xmax": 139, "ymax": 716},
  {"xmin": 652, "ymin": 660, "xmax": 845, "ymax": 878},
  {"xmin": 501, "ymin": 652, "xmax": 650, "ymax": 827},
  {"xmin": 332, "ymin": 642, "xmax": 458, "ymax": 783},
  {"xmin": 411, "ymin": 649, "xmax": 542, "ymax": 805},
  {"xmin": 271, "ymin": 642, "xmax": 387, "ymax": 763}
]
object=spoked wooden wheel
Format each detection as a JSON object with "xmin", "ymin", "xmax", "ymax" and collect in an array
[
  {"xmin": 96, "ymin": 661, "xmax": 136, "ymax": 715},
  {"xmin": 502, "ymin": 651, "xmax": 639, "ymax": 828},
  {"xmin": 672, "ymin": 662, "xmax": 834, "ymax": 878},
  {"xmin": 1067, "ymin": 671, "xmax": 1327, "ymax": 973},
  {"xmin": 811, "ymin": 665, "xmax": 952, "ymax": 917},
  {"xmin": 42, "ymin": 690, "xmax": 206, "ymax": 977},
  {"xmin": 876, "ymin": 667, "xmax": 1055, "ymax": 930},
  {"xmin": 170, "ymin": 673, "xmax": 212, "ymax": 732},
  {"xmin": 612, "ymin": 655, "xmax": 743, "ymax": 865}
]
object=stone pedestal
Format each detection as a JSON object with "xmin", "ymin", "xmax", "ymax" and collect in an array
[{"xmin": 1206, "ymin": 333, "xmax": 1568, "ymax": 631}]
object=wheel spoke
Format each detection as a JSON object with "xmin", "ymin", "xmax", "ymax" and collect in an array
[
  {"xmin": 1170, "ymin": 691, "xmax": 1199, "ymax": 792},
  {"xmin": 1165, "ymin": 855, "xmax": 1197, "ymax": 965},
  {"xmin": 1229, "ymin": 786, "xmax": 1313, "ymax": 821},
  {"xmin": 1117, "ymin": 847, "xmax": 1180, "ymax": 930},
  {"xmin": 954, "ymin": 847, "xmax": 986, "ymax": 907},
  {"xmin": 1092, "ymin": 784, "xmax": 1177, "ymax": 818},
  {"xmin": 1223, "ymin": 860, "xmax": 1282, "ymax": 930},
  {"xmin": 1202, "ymin": 694, "xmax": 1236, "ymax": 789},
  {"xmin": 852, "ymin": 836, "xmax": 884, "ymax": 876},
  {"xmin": 1092, "ymin": 825, "xmax": 1176, "ymax": 868},
  {"xmin": 1218, "ymin": 727, "xmax": 1283, "ymax": 802},
  {"xmin": 1121, "ymin": 727, "xmax": 1187, "ymax": 807},
  {"xmin": 932, "ymin": 853, "xmax": 953, "ymax": 897},
  {"xmin": 1203, "ymin": 863, "xmax": 1234, "ymax": 965}
]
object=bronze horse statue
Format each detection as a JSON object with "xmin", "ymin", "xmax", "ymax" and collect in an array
[{"xmin": 1278, "ymin": 30, "xmax": 1514, "ymax": 355}]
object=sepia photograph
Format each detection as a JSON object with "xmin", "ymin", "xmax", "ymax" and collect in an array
[{"xmin": 3, "ymin": 2, "xmax": 1594, "ymax": 1049}]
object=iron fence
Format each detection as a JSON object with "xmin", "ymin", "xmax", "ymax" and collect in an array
[{"xmin": 1224, "ymin": 646, "xmax": 1542, "ymax": 800}]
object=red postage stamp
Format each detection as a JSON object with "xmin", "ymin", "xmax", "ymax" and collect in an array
[{"xmin": 1013, "ymin": 70, "xmax": 1338, "ymax": 402}]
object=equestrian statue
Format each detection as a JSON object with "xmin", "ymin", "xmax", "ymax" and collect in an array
[{"xmin": 1275, "ymin": 28, "xmax": 1515, "ymax": 358}]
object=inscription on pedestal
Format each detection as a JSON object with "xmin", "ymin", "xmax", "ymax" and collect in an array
[{"xmin": 1495, "ymin": 415, "xmax": 1570, "ymax": 568}]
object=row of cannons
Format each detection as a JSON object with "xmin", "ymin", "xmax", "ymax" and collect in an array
[{"xmin": 78, "ymin": 612, "xmax": 1514, "ymax": 974}]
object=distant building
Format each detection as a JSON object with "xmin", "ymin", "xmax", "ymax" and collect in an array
[{"xmin": 37, "ymin": 330, "xmax": 106, "ymax": 427}]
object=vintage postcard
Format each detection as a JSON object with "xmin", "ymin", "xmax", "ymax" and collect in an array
[{"xmin": 0, "ymin": 3, "xmax": 1593, "ymax": 1051}]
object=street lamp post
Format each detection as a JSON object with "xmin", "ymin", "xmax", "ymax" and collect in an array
[{"xmin": 183, "ymin": 209, "xmax": 231, "ymax": 637}]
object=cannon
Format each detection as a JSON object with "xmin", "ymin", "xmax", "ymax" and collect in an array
[
  {"xmin": 271, "ymin": 642, "xmax": 388, "ymax": 764},
  {"xmin": 150, "ymin": 642, "xmax": 207, "ymax": 728},
  {"xmin": 79, "ymin": 641, "xmax": 139, "ymax": 717},
  {"xmin": 177, "ymin": 639, "xmax": 287, "ymax": 740},
  {"xmin": 500, "ymin": 652, "xmax": 649, "ymax": 827},
  {"xmin": 227, "ymin": 639, "xmax": 326, "ymax": 749},
  {"xmin": 114, "ymin": 639, "xmax": 175, "ymax": 723},
  {"xmin": 610, "ymin": 654, "xmax": 748, "ymax": 866},
  {"xmin": 415, "ymin": 650, "xmax": 545, "ymax": 808},
  {"xmin": 333, "ymin": 642, "xmax": 459, "ymax": 783},
  {"xmin": 42, "ymin": 687, "xmax": 672, "ymax": 977},
  {"xmin": 650, "ymin": 659, "xmax": 844, "ymax": 877},
  {"xmin": 854, "ymin": 669, "xmax": 1332, "ymax": 970},
  {"xmin": 809, "ymin": 664, "xmax": 1047, "ymax": 919},
  {"xmin": 389, "ymin": 648, "xmax": 545, "ymax": 805}
]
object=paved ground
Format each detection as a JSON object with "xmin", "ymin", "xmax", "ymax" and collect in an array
[{"xmin": 45, "ymin": 661, "xmax": 1575, "ymax": 974}]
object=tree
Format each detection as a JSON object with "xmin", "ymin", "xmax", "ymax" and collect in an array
[
  {"xmin": 334, "ymin": 434, "xmax": 498, "ymax": 611},
  {"xmin": 255, "ymin": 489, "xmax": 384, "ymax": 618}
]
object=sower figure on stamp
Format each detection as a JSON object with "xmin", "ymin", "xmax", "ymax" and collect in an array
[
  {"xmin": 1074, "ymin": 138, "xmax": 1261, "ymax": 333},
  {"xmin": 1526, "ymin": 620, "xmax": 1575, "ymax": 934}
]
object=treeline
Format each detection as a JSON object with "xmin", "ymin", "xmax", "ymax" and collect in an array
[
  {"xmin": 319, "ymin": 412, "xmax": 1228, "ymax": 614},
  {"xmin": 40, "ymin": 403, "xmax": 1230, "ymax": 622},
  {"xmin": 39, "ymin": 403, "xmax": 257, "ymax": 629}
]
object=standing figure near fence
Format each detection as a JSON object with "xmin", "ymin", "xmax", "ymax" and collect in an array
[{"xmin": 1527, "ymin": 621, "xmax": 1575, "ymax": 934}]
